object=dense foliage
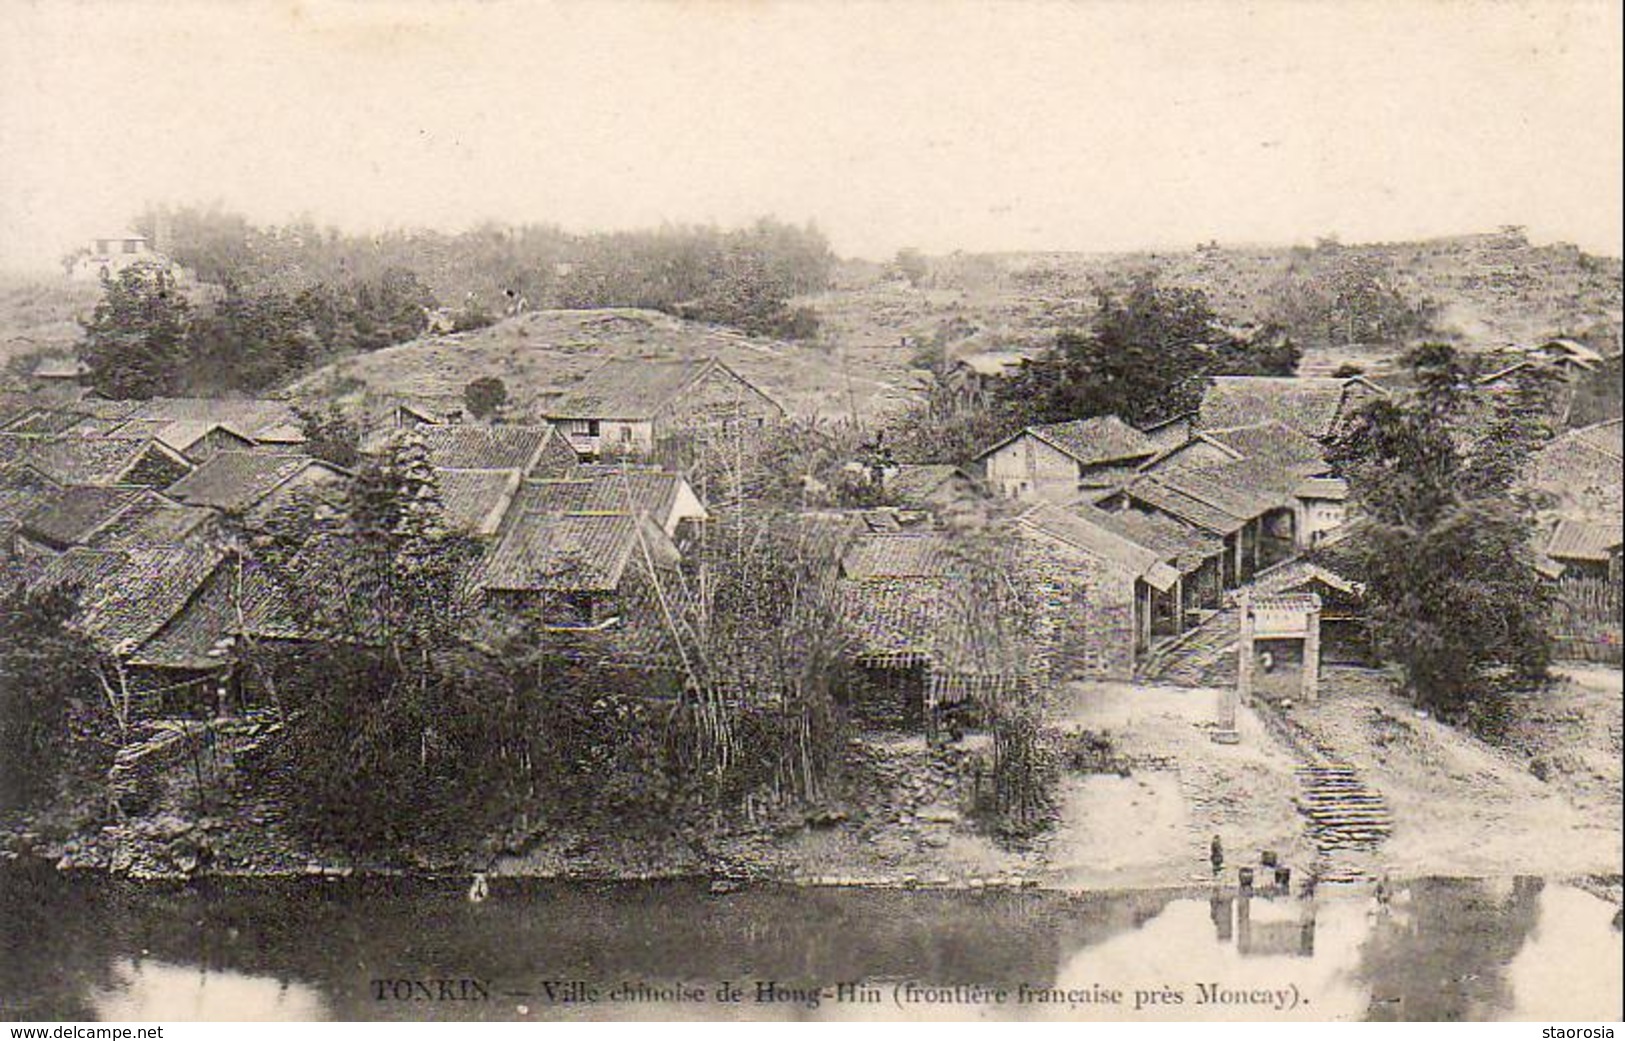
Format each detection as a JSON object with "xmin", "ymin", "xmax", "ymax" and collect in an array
[
  {"xmin": 1003, "ymin": 276, "xmax": 1302, "ymax": 427},
  {"xmin": 1264, "ymin": 244, "xmax": 1440, "ymax": 347},
  {"xmin": 77, "ymin": 265, "xmax": 192, "ymax": 399},
  {"xmin": 1327, "ymin": 344, "xmax": 1556, "ymax": 726},
  {"xmin": 0, "ymin": 587, "xmax": 109, "ymax": 813}
]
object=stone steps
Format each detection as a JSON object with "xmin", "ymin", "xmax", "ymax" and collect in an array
[
  {"xmin": 1138, "ymin": 607, "xmax": 1240, "ymax": 686},
  {"xmin": 1294, "ymin": 761, "xmax": 1392, "ymax": 858}
]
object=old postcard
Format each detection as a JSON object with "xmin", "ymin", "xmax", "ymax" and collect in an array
[{"xmin": 0, "ymin": 0, "xmax": 1620, "ymax": 1026}]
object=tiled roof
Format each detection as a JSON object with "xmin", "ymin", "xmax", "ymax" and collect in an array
[
  {"xmin": 954, "ymin": 351, "xmax": 1032, "ymax": 377},
  {"xmin": 29, "ymin": 542, "xmax": 223, "ymax": 652},
  {"xmin": 2, "ymin": 409, "xmax": 92, "ymax": 436},
  {"xmin": 1018, "ymin": 503, "xmax": 1180, "ymax": 591},
  {"xmin": 46, "ymin": 398, "xmax": 303, "ymax": 443},
  {"xmin": 30, "ymin": 357, "xmax": 88, "ymax": 379},
  {"xmin": 1122, "ymin": 478, "xmax": 1245, "ymax": 535},
  {"xmin": 884, "ymin": 464, "xmax": 971, "ymax": 504},
  {"xmin": 544, "ymin": 357, "xmax": 717, "ymax": 420},
  {"xmin": 415, "ymin": 425, "xmax": 558, "ymax": 470},
  {"xmin": 165, "ymin": 452, "xmax": 318, "ymax": 511},
  {"xmin": 840, "ymin": 576, "xmax": 952, "ymax": 658},
  {"xmin": 1139, "ymin": 413, "xmax": 1195, "ymax": 451},
  {"xmin": 83, "ymin": 494, "xmax": 213, "ymax": 549},
  {"xmin": 1201, "ymin": 421, "xmax": 1329, "ymax": 477},
  {"xmin": 1199, "ymin": 376, "xmax": 1380, "ymax": 439},
  {"xmin": 1079, "ymin": 505, "xmax": 1224, "ymax": 573},
  {"xmin": 1248, "ymin": 559, "xmax": 1363, "ymax": 597},
  {"xmin": 479, "ymin": 513, "xmax": 643, "ymax": 592},
  {"xmin": 128, "ymin": 397, "xmax": 304, "ymax": 442},
  {"xmin": 130, "ymin": 556, "xmax": 307, "ymax": 669},
  {"xmin": 11, "ymin": 436, "xmax": 167, "ymax": 484},
  {"xmin": 0, "ymin": 466, "xmax": 59, "ymax": 529},
  {"xmin": 1294, "ymin": 476, "xmax": 1350, "ymax": 501},
  {"xmin": 841, "ymin": 533, "xmax": 953, "ymax": 579},
  {"xmin": 1546, "ymin": 518, "xmax": 1623, "ymax": 562},
  {"xmin": 513, "ymin": 470, "xmax": 683, "ymax": 524},
  {"xmin": 1140, "ymin": 458, "xmax": 1298, "ymax": 526},
  {"xmin": 436, "ymin": 468, "xmax": 521, "ymax": 536},
  {"xmin": 1028, "ymin": 416, "xmax": 1161, "ymax": 466},
  {"xmin": 19, "ymin": 485, "xmax": 148, "ymax": 547}
]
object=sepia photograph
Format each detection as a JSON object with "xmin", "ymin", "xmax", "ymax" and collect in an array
[{"xmin": 0, "ymin": 0, "xmax": 1621, "ymax": 1026}]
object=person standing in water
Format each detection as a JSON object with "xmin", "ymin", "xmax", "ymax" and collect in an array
[{"xmin": 1210, "ymin": 835, "xmax": 1224, "ymax": 877}]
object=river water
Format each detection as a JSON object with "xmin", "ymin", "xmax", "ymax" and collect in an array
[{"xmin": 1, "ymin": 867, "xmax": 1619, "ymax": 1022}]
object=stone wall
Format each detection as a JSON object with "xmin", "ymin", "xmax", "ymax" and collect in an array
[{"xmin": 1015, "ymin": 531, "xmax": 1138, "ymax": 682}]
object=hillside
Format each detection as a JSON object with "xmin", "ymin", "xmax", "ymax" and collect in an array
[
  {"xmin": 807, "ymin": 231, "xmax": 1624, "ymax": 380},
  {"xmin": 0, "ymin": 275, "xmax": 103, "ymax": 376},
  {"xmin": 287, "ymin": 307, "xmax": 912, "ymax": 422}
]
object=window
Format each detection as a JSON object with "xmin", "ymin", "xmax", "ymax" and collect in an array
[
  {"xmin": 585, "ymin": 420, "xmax": 601, "ymax": 437},
  {"xmin": 122, "ymin": 240, "xmax": 140, "ymax": 254},
  {"xmin": 619, "ymin": 425, "xmax": 633, "ymax": 442}
]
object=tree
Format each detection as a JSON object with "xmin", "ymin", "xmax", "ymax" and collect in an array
[
  {"xmin": 1264, "ymin": 249, "xmax": 1438, "ymax": 347},
  {"xmin": 644, "ymin": 508, "xmax": 856, "ymax": 801},
  {"xmin": 242, "ymin": 432, "xmax": 500, "ymax": 853},
  {"xmin": 293, "ymin": 403, "xmax": 363, "ymax": 469},
  {"xmin": 1002, "ymin": 275, "xmax": 1297, "ymax": 428},
  {"xmin": 464, "ymin": 376, "xmax": 509, "ymax": 420},
  {"xmin": 892, "ymin": 248, "xmax": 930, "ymax": 287},
  {"xmin": 1328, "ymin": 344, "xmax": 1553, "ymax": 725},
  {"xmin": 882, "ymin": 367, "xmax": 1026, "ymax": 467},
  {"xmin": 185, "ymin": 286, "xmax": 320, "ymax": 393},
  {"xmin": 0, "ymin": 587, "xmax": 109, "ymax": 812},
  {"xmin": 78, "ymin": 263, "xmax": 192, "ymax": 398}
]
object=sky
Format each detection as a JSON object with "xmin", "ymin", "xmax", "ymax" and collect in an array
[{"xmin": 1, "ymin": 0, "xmax": 1620, "ymax": 270}]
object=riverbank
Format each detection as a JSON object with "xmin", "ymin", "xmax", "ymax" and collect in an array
[{"xmin": 3, "ymin": 669, "xmax": 1619, "ymax": 894}]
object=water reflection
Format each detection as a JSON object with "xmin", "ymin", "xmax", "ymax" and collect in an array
[
  {"xmin": 1049, "ymin": 894, "xmax": 1369, "ymax": 1020},
  {"xmin": 1, "ymin": 866, "xmax": 1618, "ymax": 1021},
  {"xmin": 90, "ymin": 959, "xmax": 326, "ymax": 1021}
]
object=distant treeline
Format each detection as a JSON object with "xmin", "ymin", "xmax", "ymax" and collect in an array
[
  {"xmin": 74, "ymin": 207, "xmax": 834, "ymax": 397},
  {"xmin": 135, "ymin": 205, "xmax": 833, "ymax": 336}
]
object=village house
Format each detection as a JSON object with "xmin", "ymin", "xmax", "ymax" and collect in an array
[
  {"xmin": 876, "ymin": 463, "xmax": 988, "ymax": 511},
  {"xmin": 977, "ymin": 415, "xmax": 1162, "ymax": 501},
  {"xmin": 377, "ymin": 424, "xmax": 583, "ymax": 537},
  {"xmin": 541, "ymin": 355, "xmax": 785, "ymax": 460},
  {"xmin": 25, "ymin": 539, "xmax": 229, "ymax": 716},
  {"xmin": 1538, "ymin": 516, "xmax": 1624, "ymax": 666},
  {"xmin": 4, "ymin": 398, "xmax": 307, "ymax": 454},
  {"xmin": 1293, "ymin": 477, "xmax": 1351, "ymax": 547},
  {"xmin": 1544, "ymin": 519, "xmax": 1624, "ymax": 585},
  {"xmin": 1197, "ymin": 375, "xmax": 1385, "ymax": 441},
  {"xmin": 1097, "ymin": 459, "xmax": 1302, "ymax": 590},
  {"xmin": 67, "ymin": 233, "xmax": 163, "ymax": 282},
  {"xmin": 476, "ymin": 467, "xmax": 704, "ymax": 626},
  {"xmin": 164, "ymin": 451, "xmax": 347, "ymax": 521},
  {"xmin": 946, "ymin": 350, "xmax": 1033, "ymax": 398},
  {"xmin": 836, "ymin": 531, "xmax": 1028, "ymax": 732},
  {"xmin": 1139, "ymin": 420, "xmax": 1347, "ymax": 550},
  {"xmin": 27, "ymin": 357, "xmax": 91, "ymax": 402},
  {"xmin": 1526, "ymin": 418, "xmax": 1623, "ymax": 519},
  {"xmin": 1526, "ymin": 337, "xmax": 1609, "ymax": 375},
  {"xmin": 1014, "ymin": 503, "xmax": 1181, "ymax": 680},
  {"xmin": 14, "ymin": 485, "xmax": 162, "ymax": 556},
  {"xmin": 0, "ymin": 431, "xmax": 194, "ymax": 488}
]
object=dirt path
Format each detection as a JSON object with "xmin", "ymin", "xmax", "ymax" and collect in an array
[
  {"xmin": 1287, "ymin": 667, "xmax": 1622, "ymax": 880},
  {"xmin": 1042, "ymin": 668, "xmax": 1623, "ymax": 888},
  {"xmin": 1044, "ymin": 681, "xmax": 1308, "ymax": 889}
]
